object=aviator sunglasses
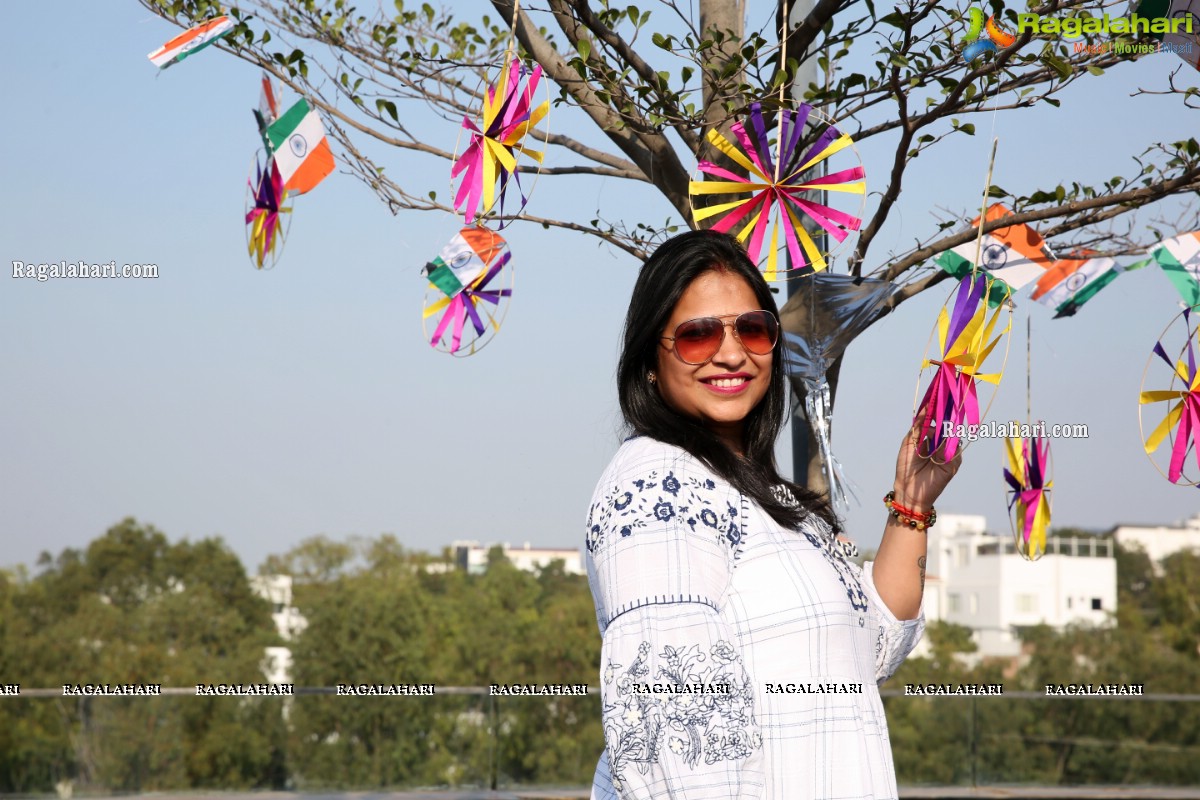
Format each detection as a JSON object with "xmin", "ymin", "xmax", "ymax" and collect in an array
[{"xmin": 660, "ymin": 310, "xmax": 780, "ymax": 365}]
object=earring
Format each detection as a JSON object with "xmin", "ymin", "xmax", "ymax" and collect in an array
[{"xmin": 648, "ymin": 371, "xmax": 657, "ymax": 384}]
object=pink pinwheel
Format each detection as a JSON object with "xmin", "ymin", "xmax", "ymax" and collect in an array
[
  {"xmin": 1003, "ymin": 433, "xmax": 1053, "ymax": 559},
  {"xmin": 915, "ymin": 273, "xmax": 1011, "ymax": 462},
  {"xmin": 1140, "ymin": 307, "xmax": 1200, "ymax": 484},
  {"xmin": 690, "ymin": 102, "xmax": 865, "ymax": 279},
  {"xmin": 451, "ymin": 60, "xmax": 549, "ymax": 227},
  {"xmin": 245, "ymin": 153, "xmax": 291, "ymax": 269},
  {"xmin": 423, "ymin": 227, "xmax": 514, "ymax": 356}
]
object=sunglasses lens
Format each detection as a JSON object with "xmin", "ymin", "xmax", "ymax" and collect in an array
[
  {"xmin": 736, "ymin": 311, "xmax": 779, "ymax": 354},
  {"xmin": 673, "ymin": 317, "xmax": 724, "ymax": 364}
]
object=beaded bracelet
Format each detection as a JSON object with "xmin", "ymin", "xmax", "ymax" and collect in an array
[{"xmin": 884, "ymin": 490, "xmax": 937, "ymax": 531}]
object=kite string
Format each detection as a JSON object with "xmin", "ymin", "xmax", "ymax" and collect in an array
[
  {"xmin": 775, "ymin": 0, "xmax": 789, "ymax": 184},
  {"xmin": 504, "ymin": 0, "xmax": 522, "ymax": 65},
  {"xmin": 1026, "ymin": 314, "xmax": 1032, "ymax": 429},
  {"xmin": 969, "ymin": 137, "xmax": 998, "ymax": 282},
  {"xmin": 970, "ymin": 54, "xmax": 1007, "ymax": 281}
]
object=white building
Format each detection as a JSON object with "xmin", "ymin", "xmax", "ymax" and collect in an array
[
  {"xmin": 919, "ymin": 514, "xmax": 1117, "ymax": 658},
  {"xmin": 249, "ymin": 574, "xmax": 307, "ymax": 684},
  {"xmin": 453, "ymin": 540, "xmax": 584, "ymax": 575},
  {"xmin": 1111, "ymin": 513, "xmax": 1200, "ymax": 570}
]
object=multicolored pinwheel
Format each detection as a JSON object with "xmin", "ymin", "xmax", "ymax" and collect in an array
[
  {"xmin": 1139, "ymin": 305, "xmax": 1200, "ymax": 485},
  {"xmin": 245, "ymin": 151, "xmax": 292, "ymax": 270},
  {"xmin": 914, "ymin": 272, "xmax": 1012, "ymax": 463},
  {"xmin": 1003, "ymin": 432, "xmax": 1053, "ymax": 560},
  {"xmin": 690, "ymin": 102, "xmax": 865, "ymax": 280},
  {"xmin": 451, "ymin": 59, "xmax": 549, "ymax": 228},
  {"xmin": 423, "ymin": 227, "xmax": 514, "ymax": 356},
  {"xmin": 244, "ymin": 76, "xmax": 292, "ymax": 270}
]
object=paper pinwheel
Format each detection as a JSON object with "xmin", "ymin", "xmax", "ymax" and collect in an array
[
  {"xmin": 1139, "ymin": 305, "xmax": 1200, "ymax": 485},
  {"xmin": 1003, "ymin": 432, "xmax": 1053, "ymax": 560},
  {"xmin": 423, "ymin": 227, "xmax": 514, "ymax": 355},
  {"xmin": 690, "ymin": 102, "xmax": 865, "ymax": 280},
  {"xmin": 914, "ymin": 273, "xmax": 1012, "ymax": 463},
  {"xmin": 782, "ymin": 274, "xmax": 898, "ymax": 513},
  {"xmin": 245, "ymin": 152, "xmax": 292, "ymax": 270},
  {"xmin": 451, "ymin": 60, "xmax": 549, "ymax": 227}
]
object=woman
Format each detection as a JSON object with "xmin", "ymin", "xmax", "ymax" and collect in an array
[{"xmin": 585, "ymin": 230, "xmax": 959, "ymax": 799}]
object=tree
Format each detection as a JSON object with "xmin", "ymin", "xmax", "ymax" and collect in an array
[
  {"xmin": 138, "ymin": 0, "xmax": 1200, "ymax": 489},
  {"xmin": 0, "ymin": 519, "xmax": 286, "ymax": 793}
]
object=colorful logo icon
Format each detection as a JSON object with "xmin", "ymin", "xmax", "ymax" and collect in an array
[{"xmin": 962, "ymin": 7, "xmax": 1017, "ymax": 61}]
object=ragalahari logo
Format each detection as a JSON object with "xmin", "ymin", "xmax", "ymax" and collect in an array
[{"xmin": 961, "ymin": 7, "xmax": 1017, "ymax": 61}]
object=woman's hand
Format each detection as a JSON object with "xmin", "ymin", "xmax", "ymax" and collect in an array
[{"xmin": 894, "ymin": 413, "xmax": 962, "ymax": 512}]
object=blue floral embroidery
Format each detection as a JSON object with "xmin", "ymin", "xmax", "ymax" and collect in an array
[
  {"xmin": 584, "ymin": 457, "xmax": 742, "ymax": 555},
  {"xmin": 602, "ymin": 639, "xmax": 762, "ymax": 785},
  {"xmin": 799, "ymin": 520, "xmax": 869, "ymax": 611}
]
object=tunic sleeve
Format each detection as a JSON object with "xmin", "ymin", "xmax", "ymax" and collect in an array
[
  {"xmin": 585, "ymin": 440, "xmax": 765, "ymax": 799},
  {"xmin": 860, "ymin": 560, "xmax": 925, "ymax": 685}
]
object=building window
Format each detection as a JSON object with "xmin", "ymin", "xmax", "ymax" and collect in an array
[
  {"xmin": 1091, "ymin": 597, "xmax": 1102, "ymax": 610},
  {"xmin": 1016, "ymin": 594, "xmax": 1038, "ymax": 613},
  {"xmin": 956, "ymin": 545, "xmax": 970, "ymax": 567},
  {"xmin": 949, "ymin": 593, "xmax": 961, "ymax": 613},
  {"xmin": 969, "ymin": 593, "xmax": 979, "ymax": 614},
  {"xmin": 1067, "ymin": 597, "xmax": 1073, "ymax": 609}
]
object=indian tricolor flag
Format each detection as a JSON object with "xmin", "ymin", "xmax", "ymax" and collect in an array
[
  {"xmin": 1032, "ymin": 253, "xmax": 1118, "ymax": 317},
  {"xmin": 425, "ymin": 229, "xmax": 500, "ymax": 298},
  {"xmin": 266, "ymin": 99, "xmax": 335, "ymax": 195},
  {"xmin": 1153, "ymin": 231, "xmax": 1200, "ymax": 306},
  {"xmin": 936, "ymin": 203, "xmax": 1051, "ymax": 292},
  {"xmin": 147, "ymin": 16, "xmax": 234, "ymax": 69}
]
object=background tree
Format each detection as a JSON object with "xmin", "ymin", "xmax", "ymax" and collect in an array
[
  {"xmin": 138, "ymin": 0, "xmax": 1200, "ymax": 491},
  {"xmin": 0, "ymin": 519, "xmax": 285, "ymax": 792}
]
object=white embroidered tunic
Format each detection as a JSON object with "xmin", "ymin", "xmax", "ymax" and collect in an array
[{"xmin": 585, "ymin": 437, "xmax": 924, "ymax": 800}]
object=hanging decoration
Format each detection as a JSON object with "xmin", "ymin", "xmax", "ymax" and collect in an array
[
  {"xmin": 689, "ymin": 102, "xmax": 865, "ymax": 280},
  {"xmin": 1139, "ymin": 305, "xmax": 1200, "ymax": 485},
  {"xmin": 148, "ymin": 16, "xmax": 234, "ymax": 70},
  {"xmin": 450, "ymin": 44, "xmax": 549, "ymax": 227},
  {"xmin": 1003, "ymin": 317, "xmax": 1053, "ymax": 561},
  {"xmin": 422, "ymin": 227, "xmax": 514, "ymax": 356},
  {"xmin": 782, "ymin": 274, "xmax": 898, "ymax": 513}
]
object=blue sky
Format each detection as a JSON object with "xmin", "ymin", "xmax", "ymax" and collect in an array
[{"xmin": 1, "ymin": 2, "xmax": 1197, "ymax": 575}]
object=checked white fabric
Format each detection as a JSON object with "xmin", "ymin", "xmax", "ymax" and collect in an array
[{"xmin": 585, "ymin": 437, "xmax": 923, "ymax": 800}]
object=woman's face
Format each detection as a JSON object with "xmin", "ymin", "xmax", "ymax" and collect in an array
[{"xmin": 655, "ymin": 269, "xmax": 773, "ymax": 452}]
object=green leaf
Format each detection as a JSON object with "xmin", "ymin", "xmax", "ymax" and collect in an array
[
  {"xmin": 576, "ymin": 38, "xmax": 590, "ymax": 61},
  {"xmin": 959, "ymin": 123, "xmax": 976, "ymax": 135},
  {"xmin": 1087, "ymin": 65, "xmax": 1105, "ymax": 76},
  {"xmin": 1041, "ymin": 53, "xmax": 1072, "ymax": 80},
  {"xmin": 376, "ymin": 98, "xmax": 399, "ymax": 122}
]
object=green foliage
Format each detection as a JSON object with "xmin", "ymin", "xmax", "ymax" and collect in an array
[
  {"xmin": 5, "ymin": 518, "xmax": 1200, "ymax": 789},
  {"xmin": 0, "ymin": 518, "xmax": 284, "ymax": 792}
]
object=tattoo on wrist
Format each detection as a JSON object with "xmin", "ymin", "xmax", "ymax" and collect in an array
[{"xmin": 917, "ymin": 556, "xmax": 926, "ymax": 593}]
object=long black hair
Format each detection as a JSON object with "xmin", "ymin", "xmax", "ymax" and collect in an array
[{"xmin": 617, "ymin": 229, "xmax": 834, "ymax": 531}]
